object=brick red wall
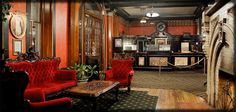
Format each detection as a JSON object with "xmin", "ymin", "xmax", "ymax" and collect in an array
[
  {"xmin": 8, "ymin": 1, "xmax": 26, "ymax": 59},
  {"xmin": 167, "ymin": 25, "xmax": 197, "ymax": 35},
  {"xmin": 55, "ymin": 2, "xmax": 68, "ymax": 68},
  {"xmin": 128, "ymin": 26, "xmax": 156, "ymax": 35},
  {"xmin": 127, "ymin": 20, "xmax": 197, "ymax": 36},
  {"xmin": 119, "ymin": 21, "xmax": 126, "ymax": 35}
]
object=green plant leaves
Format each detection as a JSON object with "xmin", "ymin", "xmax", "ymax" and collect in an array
[
  {"xmin": 1, "ymin": 0, "xmax": 12, "ymax": 22},
  {"xmin": 67, "ymin": 63, "xmax": 98, "ymax": 80}
]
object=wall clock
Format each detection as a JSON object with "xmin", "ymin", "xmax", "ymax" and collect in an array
[{"xmin": 156, "ymin": 22, "xmax": 166, "ymax": 32}]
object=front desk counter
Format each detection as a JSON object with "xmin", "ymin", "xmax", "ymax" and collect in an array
[{"xmin": 133, "ymin": 52, "xmax": 205, "ymax": 70}]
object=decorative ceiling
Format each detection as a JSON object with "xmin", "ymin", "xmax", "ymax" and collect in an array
[{"xmin": 106, "ymin": 0, "xmax": 215, "ymax": 20}]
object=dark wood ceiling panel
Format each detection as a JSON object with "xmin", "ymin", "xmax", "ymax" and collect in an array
[{"xmin": 107, "ymin": 0, "xmax": 215, "ymax": 20}]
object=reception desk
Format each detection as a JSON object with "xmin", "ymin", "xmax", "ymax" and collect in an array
[{"xmin": 132, "ymin": 51, "xmax": 205, "ymax": 70}]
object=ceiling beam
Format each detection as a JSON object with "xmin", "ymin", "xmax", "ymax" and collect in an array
[
  {"xmin": 110, "ymin": 0, "xmax": 205, "ymax": 3},
  {"xmin": 110, "ymin": 2, "xmax": 203, "ymax": 8},
  {"xmin": 128, "ymin": 15, "xmax": 196, "ymax": 21},
  {"xmin": 107, "ymin": 0, "xmax": 214, "ymax": 21},
  {"xmin": 206, "ymin": 0, "xmax": 230, "ymax": 16},
  {"xmin": 115, "ymin": 7, "xmax": 130, "ymax": 20}
]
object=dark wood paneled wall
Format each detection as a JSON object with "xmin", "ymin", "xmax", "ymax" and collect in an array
[
  {"xmin": 108, "ymin": 16, "xmax": 113, "ymax": 67},
  {"xmin": 113, "ymin": 15, "xmax": 119, "ymax": 37},
  {"xmin": 40, "ymin": 1, "xmax": 53, "ymax": 57},
  {"xmin": 68, "ymin": 1, "xmax": 80, "ymax": 66},
  {"xmin": 0, "ymin": 21, "xmax": 2, "ymax": 59},
  {"xmin": 26, "ymin": 2, "xmax": 31, "ymax": 51}
]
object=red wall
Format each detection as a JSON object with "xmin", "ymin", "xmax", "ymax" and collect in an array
[
  {"xmin": 167, "ymin": 25, "xmax": 197, "ymax": 35},
  {"xmin": 8, "ymin": 2, "xmax": 26, "ymax": 59},
  {"xmin": 55, "ymin": 2, "xmax": 68, "ymax": 68},
  {"xmin": 119, "ymin": 18, "xmax": 126, "ymax": 35},
  {"xmin": 128, "ymin": 26, "xmax": 156, "ymax": 35},
  {"xmin": 7, "ymin": 2, "xmax": 69, "ymax": 68},
  {"xmin": 127, "ymin": 20, "xmax": 197, "ymax": 36}
]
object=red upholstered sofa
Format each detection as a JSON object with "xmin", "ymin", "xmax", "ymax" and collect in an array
[{"xmin": 7, "ymin": 58, "xmax": 77, "ymax": 99}]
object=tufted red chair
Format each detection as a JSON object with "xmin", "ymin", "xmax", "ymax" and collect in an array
[
  {"xmin": 0, "ymin": 71, "xmax": 72, "ymax": 112},
  {"xmin": 105, "ymin": 59, "xmax": 134, "ymax": 92},
  {"xmin": 0, "ymin": 71, "xmax": 28, "ymax": 112}
]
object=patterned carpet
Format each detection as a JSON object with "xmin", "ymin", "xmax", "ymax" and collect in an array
[
  {"xmin": 132, "ymin": 69, "xmax": 207, "ymax": 99},
  {"xmin": 71, "ymin": 90, "xmax": 158, "ymax": 112},
  {"xmin": 69, "ymin": 69, "xmax": 207, "ymax": 111}
]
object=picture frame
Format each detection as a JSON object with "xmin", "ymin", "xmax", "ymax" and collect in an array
[
  {"xmin": 13, "ymin": 40, "xmax": 22, "ymax": 55},
  {"xmin": 181, "ymin": 42, "xmax": 190, "ymax": 53},
  {"xmin": 155, "ymin": 38, "xmax": 167, "ymax": 46},
  {"xmin": 10, "ymin": 14, "xmax": 26, "ymax": 39},
  {"xmin": 115, "ymin": 38, "xmax": 122, "ymax": 47},
  {"xmin": 175, "ymin": 57, "xmax": 188, "ymax": 66}
]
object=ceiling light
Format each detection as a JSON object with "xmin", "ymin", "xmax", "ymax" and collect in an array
[
  {"xmin": 150, "ymin": 21, "xmax": 155, "ymax": 25},
  {"xmin": 146, "ymin": 11, "xmax": 159, "ymax": 17},
  {"xmin": 140, "ymin": 18, "xmax": 147, "ymax": 24}
]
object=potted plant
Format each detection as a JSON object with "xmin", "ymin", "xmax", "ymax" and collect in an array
[
  {"xmin": 67, "ymin": 64, "xmax": 99, "ymax": 82},
  {"xmin": 1, "ymin": 0, "xmax": 12, "ymax": 21},
  {"xmin": 67, "ymin": 63, "xmax": 88, "ymax": 81},
  {"xmin": 87, "ymin": 65, "xmax": 99, "ymax": 81}
]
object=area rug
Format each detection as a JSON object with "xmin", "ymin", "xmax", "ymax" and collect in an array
[{"xmin": 71, "ymin": 90, "xmax": 158, "ymax": 112}]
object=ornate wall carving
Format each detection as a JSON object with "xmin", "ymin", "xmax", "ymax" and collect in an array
[{"xmin": 204, "ymin": 3, "xmax": 235, "ymax": 110}]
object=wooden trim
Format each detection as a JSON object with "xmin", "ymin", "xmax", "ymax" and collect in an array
[
  {"xmin": 52, "ymin": 0, "xmax": 56, "ymax": 57},
  {"xmin": 3, "ymin": 20, "xmax": 9, "ymax": 58},
  {"xmin": 40, "ymin": 0, "xmax": 53, "ymax": 58},
  {"xmin": 206, "ymin": 0, "xmax": 230, "ymax": 16},
  {"xmin": 26, "ymin": 2, "xmax": 31, "ymax": 50},
  {"xmin": 0, "ymin": 21, "xmax": 2, "ymax": 59},
  {"xmin": 68, "ymin": 0, "xmax": 80, "ymax": 66},
  {"xmin": 84, "ymin": 11, "xmax": 102, "ymax": 20},
  {"xmin": 108, "ymin": 14, "xmax": 113, "ymax": 68}
]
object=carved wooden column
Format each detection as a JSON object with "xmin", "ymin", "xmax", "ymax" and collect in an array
[
  {"xmin": 40, "ymin": 0, "xmax": 53, "ymax": 58},
  {"xmin": 68, "ymin": 0, "xmax": 80, "ymax": 66},
  {"xmin": 0, "ymin": 21, "xmax": 2, "ymax": 59}
]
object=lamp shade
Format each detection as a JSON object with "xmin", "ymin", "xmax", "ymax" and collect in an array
[
  {"xmin": 146, "ymin": 11, "xmax": 159, "ymax": 17},
  {"xmin": 140, "ymin": 18, "xmax": 147, "ymax": 23}
]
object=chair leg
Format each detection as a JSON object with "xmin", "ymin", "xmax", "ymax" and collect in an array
[{"xmin": 128, "ymin": 86, "xmax": 131, "ymax": 93}]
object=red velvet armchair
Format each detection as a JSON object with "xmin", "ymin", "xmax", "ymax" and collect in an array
[
  {"xmin": 25, "ymin": 88, "xmax": 72, "ymax": 112},
  {"xmin": 0, "ymin": 71, "xmax": 72, "ymax": 112},
  {"xmin": 105, "ymin": 59, "xmax": 134, "ymax": 92}
]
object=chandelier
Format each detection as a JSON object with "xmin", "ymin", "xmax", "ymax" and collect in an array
[
  {"xmin": 146, "ymin": 11, "xmax": 159, "ymax": 17},
  {"xmin": 146, "ymin": 5, "xmax": 159, "ymax": 17}
]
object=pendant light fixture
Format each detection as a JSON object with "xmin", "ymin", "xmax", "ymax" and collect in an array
[
  {"xmin": 146, "ymin": 2, "xmax": 159, "ymax": 17},
  {"xmin": 140, "ymin": 8, "xmax": 147, "ymax": 24},
  {"xmin": 140, "ymin": 18, "xmax": 147, "ymax": 24}
]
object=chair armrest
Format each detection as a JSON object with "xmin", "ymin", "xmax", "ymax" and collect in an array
[
  {"xmin": 29, "ymin": 97, "xmax": 72, "ymax": 111},
  {"xmin": 129, "ymin": 70, "xmax": 134, "ymax": 76},
  {"xmin": 105, "ymin": 70, "xmax": 113, "ymax": 80},
  {"xmin": 24, "ymin": 88, "xmax": 45, "ymax": 102},
  {"xmin": 55, "ymin": 70, "xmax": 77, "ymax": 81},
  {"xmin": 128, "ymin": 70, "xmax": 134, "ymax": 81}
]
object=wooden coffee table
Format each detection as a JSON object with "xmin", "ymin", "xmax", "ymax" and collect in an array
[{"xmin": 65, "ymin": 80, "xmax": 120, "ymax": 111}]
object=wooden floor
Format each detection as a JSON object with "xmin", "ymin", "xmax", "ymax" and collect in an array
[{"xmin": 131, "ymin": 87, "xmax": 213, "ymax": 110}]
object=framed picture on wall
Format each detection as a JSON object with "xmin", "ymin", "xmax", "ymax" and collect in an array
[
  {"xmin": 115, "ymin": 39, "xmax": 122, "ymax": 47},
  {"xmin": 155, "ymin": 38, "xmax": 167, "ymax": 46},
  {"xmin": 181, "ymin": 42, "xmax": 190, "ymax": 53},
  {"xmin": 10, "ymin": 14, "xmax": 26, "ymax": 39},
  {"xmin": 13, "ymin": 40, "xmax": 22, "ymax": 55}
]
